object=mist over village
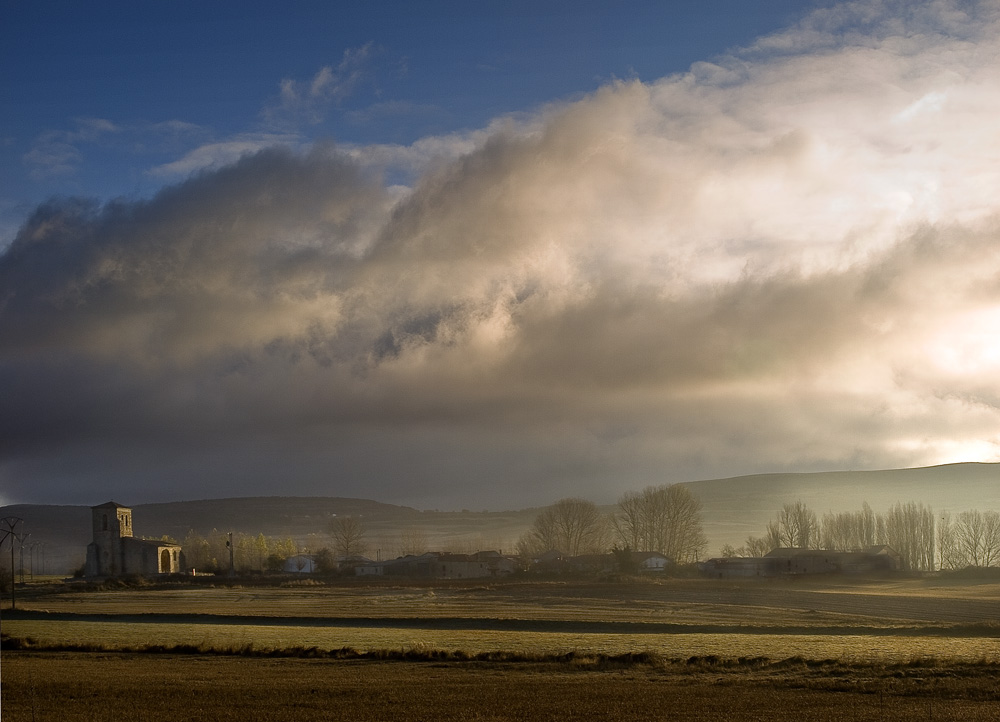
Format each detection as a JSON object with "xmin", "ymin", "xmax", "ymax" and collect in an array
[{"xmin": 3, "ymin": 1, "xmax": 1000, "ymax": 719}]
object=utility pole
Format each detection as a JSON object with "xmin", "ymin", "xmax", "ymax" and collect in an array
[
  {"xmin": 227, "ymin": 532, "xmax": 235, "ymax": 577},
  {"xmin": 1, "ymin": 517, "xmax": 24, "ymax": 610}
]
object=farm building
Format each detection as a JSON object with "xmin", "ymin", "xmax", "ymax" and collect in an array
[
  {"xmin": 84, "ymin": 501, "xmax": 182, "ymax": 577},
  {"xmin": 700, "ymin": 546, "xmax": 901, "ymax": 579},
  {"xmin": 832, "ymin": 546, "xmax": 901, "ymax": 573},
  {"xmin": 763, "ymin": 547, "xmax": 901, "ymax": 575},
  {"xmin": 356, "ymin": 551, "xmax": 517, "ymax": 579}
]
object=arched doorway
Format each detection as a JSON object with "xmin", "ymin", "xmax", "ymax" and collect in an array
[{"xmin": 160, "ymin": 549, "xmax": 171, "ymax": 573}]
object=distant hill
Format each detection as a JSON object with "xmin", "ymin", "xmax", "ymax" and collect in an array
[
  {"xmin": 3, "ymin": 462, "xmax": 998, "ymax": 573},
  {"xmin": 679, "ymin": 462, "xmax": 1000, "ymax": 553}
]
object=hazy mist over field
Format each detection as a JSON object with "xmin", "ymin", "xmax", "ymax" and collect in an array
[{"xmin": 3, "ymin": 1, "xmax": 1000, "ymax": 508}]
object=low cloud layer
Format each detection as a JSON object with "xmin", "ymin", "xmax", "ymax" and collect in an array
[{"xmin": 3, "ymin": 1, "xmax": 1000, "ymax": 507}]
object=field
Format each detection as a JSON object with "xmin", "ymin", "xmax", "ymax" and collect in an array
[{"xmin": 2, "ymin": 576, "xmax": 1000, "ymax": 720}]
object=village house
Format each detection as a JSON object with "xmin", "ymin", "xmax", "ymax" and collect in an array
[
  {"xmin": 84, "ymin": 501, "xmax": 182, "ymax": 577},
  {"xmin": 631, "ymin": 551, "xmax": 672, "ymax": 573}
]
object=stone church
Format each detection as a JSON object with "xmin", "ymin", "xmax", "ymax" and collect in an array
[{"xmin": 84, "ymin": 501, "xmax": 183, "ymax": 577}]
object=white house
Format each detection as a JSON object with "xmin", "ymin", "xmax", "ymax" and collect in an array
[{"xmin": 631, "ymin": 551, "xmax": 671, "ymax": 573}]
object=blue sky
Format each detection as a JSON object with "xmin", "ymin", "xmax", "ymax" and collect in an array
[
  {"xmin": 3, "ymin": 1, "xmax": 1000, "ymax": 509},
  {"xmin": 2, "ymin": 1, "xmax": 822, "ymax": 242}
]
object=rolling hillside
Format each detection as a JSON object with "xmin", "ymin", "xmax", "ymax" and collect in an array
[{"xmin": 680, "ymin": 462, "xmax": 1000, "ymax": 552}]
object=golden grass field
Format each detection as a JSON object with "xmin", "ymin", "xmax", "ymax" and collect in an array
[{"xmin": 2, "ymin": 575, "xmax": 999, "ymax": 720}]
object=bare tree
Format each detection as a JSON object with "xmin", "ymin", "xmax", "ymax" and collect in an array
[
  {"xmin": 820, "ymin": 502, "xmax": 879, "ymax": 551},
  {"xmin": 940, "ymin": 510, "xmax": 1000, "ymax": 569},
  {"xmin": 764, "ymin": 521, "xmax": 784, "ymax": 551},
  {"xmin": 612, "ymin": 485, "xmax": 707, "ymax": 563},
  {"xmin": 313, "ymin": 547, "xmax": 336, "ymax": 572},
  {"xmin": 719, "ymin": 543, "xmax": 740, "ymax": 558},
  {"xmin": 526, "ymin": 498, "xmax": 608, "ymax": 557},
  {"xmin": 963, "ymin": 510, "xmax": 1000, "ymax": 568},
  {"xmin": 884, "ymin": 502, "xmax": 935, "ymax": 571},
  {"xmin": 330, "ymin": 516, "xmax": 367, "ymax": 559},
  {"xmin": 858, "ymin": 501, "xmax": 880, "ymax": 548},
  {"xmin": 768, "ymin": 501, "xmax": 818, "ymax": 549},
  {"xmin": 613, "ymin": 491, "xmax": 645, "ymax": 552},
  {"xmin": 515, "ymin": 529, "xmax": 544, "ymax": 559},
  {"xmin": 937, "ymin": 511, "xmax": 961, "ymax": 570},
  {"xmin": 743, "ymin": 535, "xmax": 772, "ymax": 557},
  {"xmin": 398, "ymin": 528, "xmax": 429, "ymax": 557},
  {"xmin": 719, "ymin": 532, "xmax": 778, "ymax": 559}
]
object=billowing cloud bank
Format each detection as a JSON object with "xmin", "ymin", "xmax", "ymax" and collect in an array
[{"xmin": 3, "ymin": 1, "xmax": 1000, "ymax": 506}]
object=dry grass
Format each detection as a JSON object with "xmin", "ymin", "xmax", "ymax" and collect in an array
[
  {"xmin": 4, "ymin": 577, "xmax": 999, "ymax": 663},
  {"xmin": 3, "ymin": 578, "xmax": 999, "ymax": 720},
  {"xmin": 4, "ymin": 619, "xmax": 999, "ymax": 663},
  {"xmin": 3, "ymin": 649, "xmax": 999, "ymax": 721}
]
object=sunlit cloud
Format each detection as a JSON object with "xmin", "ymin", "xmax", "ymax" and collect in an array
[
  {"xmin": 3, "ymin": 0, "xmax": 1000, "ymax": 506},
  {"xmin": 147, "ymin": 133, "xmax": 304, "ymax": 177}
]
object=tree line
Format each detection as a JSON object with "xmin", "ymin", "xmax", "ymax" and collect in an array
[
  {"xmin": 721, "ymin": 500, "xmax": 936, "ymax": 571},
  {"xmin": 720, "ymin": 500, "xmax": 1000, "ymax": 572},
  {"xmin": 177, "ymin": 495, "xmax": 1000, "ymax": 575},
  {"xmin": 180, "ymin": 517, "xmax": 377, "ymax": 575},
  {"xmin": 938, "ymin": 510, "xmax": 1000, "ymax": 569},
  {"xmin": 181, "ymin": 530, "xmax": 298, "ymax": 574},
  {"xmin": 517, "ymin": 485, "xmax": 708, "ymax": 563}
]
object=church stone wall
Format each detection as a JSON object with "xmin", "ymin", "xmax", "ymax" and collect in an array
[{"xmin": 84, "ymin": 501, "xmax": 182, "ymax": 577}]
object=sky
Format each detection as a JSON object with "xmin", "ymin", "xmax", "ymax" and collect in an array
[{"xmin": 2, "ymin": 0, "xmax": 1000, "ymax": 509}]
